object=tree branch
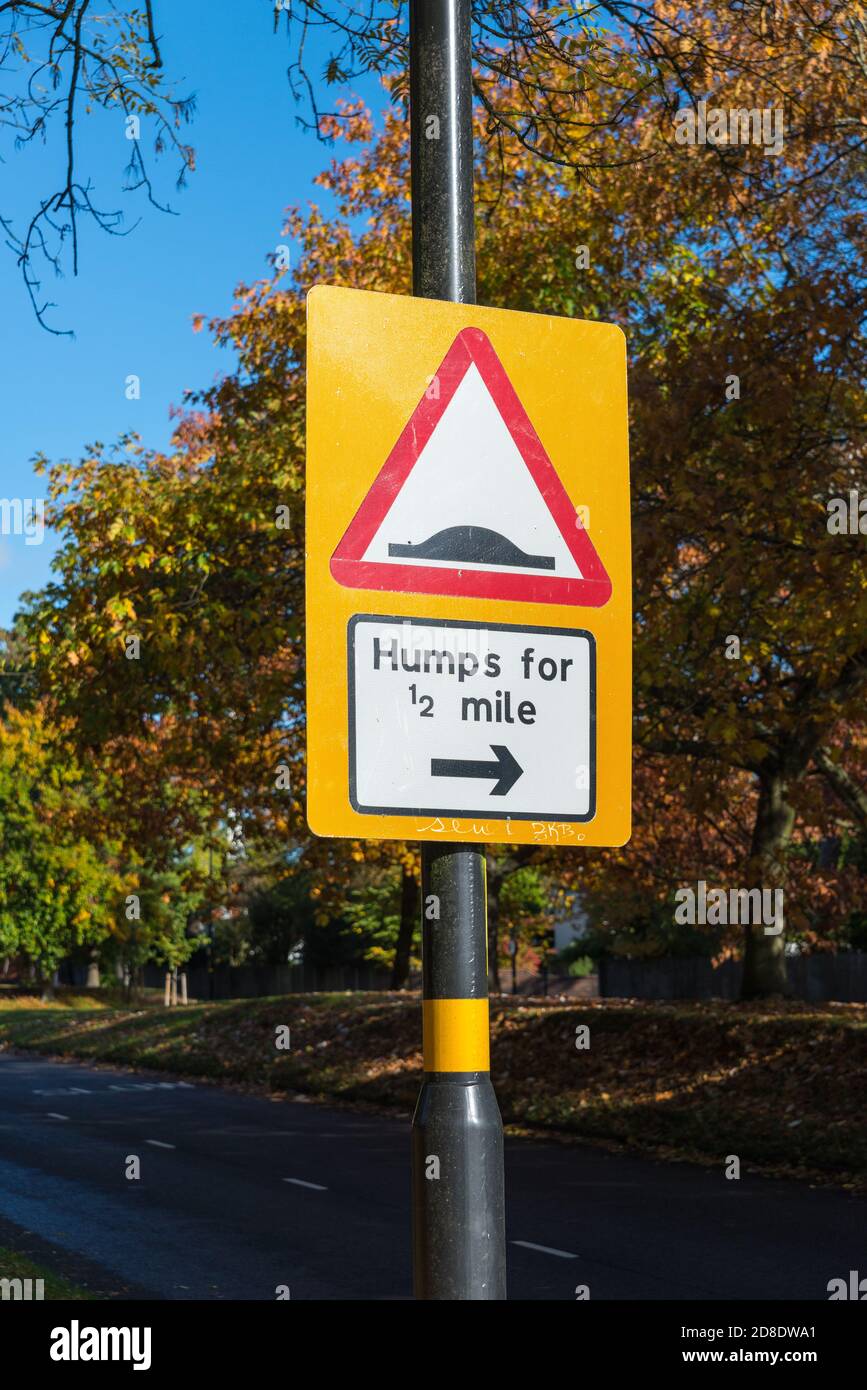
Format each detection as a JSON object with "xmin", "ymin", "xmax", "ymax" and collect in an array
[{"xmin": 813, "ymin": 747, "xmax": 867, "ymax": 829}]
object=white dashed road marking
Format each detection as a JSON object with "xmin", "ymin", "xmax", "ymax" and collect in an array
[
  {"xmin": 511, "ymin": 1240, "xmax": 578, "ymax": 1259},
  {"xmin": 45, "ymin": 1113, "xmax": 69, "ymax": 1121},
  {"xmin": 283, "ymin": 1178, "xmax": 328, "ymax": 1191},
  {"xmin": 146, "ymin": 1140, "xmax": 176, "ymax": 1149},
  {"xmin": 33, "ymin": 1082, "xmax": 194, "ymax": 1096}
]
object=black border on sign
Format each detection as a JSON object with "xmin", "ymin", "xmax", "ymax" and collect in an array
[{"xmin": 347, "ymin": 613, "xmax": 597, "ymax": 822}]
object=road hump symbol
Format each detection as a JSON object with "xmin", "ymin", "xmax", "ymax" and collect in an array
[{"xmin": 330, "ymin": 327, "xmax": 612, "ymax": 606}]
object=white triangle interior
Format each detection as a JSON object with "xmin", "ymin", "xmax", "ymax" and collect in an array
[{"xmin": 361, "ymin": 362, "xmax": 583, "ymax": 578}]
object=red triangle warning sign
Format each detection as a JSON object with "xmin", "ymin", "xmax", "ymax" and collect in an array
[{"xmin": 330, "ymin": 327, "xmax": 612, "ymax": 607}]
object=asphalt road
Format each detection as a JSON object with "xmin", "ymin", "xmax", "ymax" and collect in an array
[{"xmin": 0, "ymin": 1052, "xmax": 863, "ymax": 1300}]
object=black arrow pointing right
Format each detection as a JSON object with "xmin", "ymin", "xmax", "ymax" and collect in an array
[{"xmin": 430, "ymin": 744, "xmax": 523, "ymax": 797}]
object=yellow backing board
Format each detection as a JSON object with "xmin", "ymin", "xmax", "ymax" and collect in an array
[{"xmin": 305, "ymin": 285, "xmax": 631, "ymax": 849}]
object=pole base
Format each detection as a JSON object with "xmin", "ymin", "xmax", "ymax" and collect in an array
[{"xmin": 411, "ymin": 1074, "xmax": 506, "ymax": 1299}]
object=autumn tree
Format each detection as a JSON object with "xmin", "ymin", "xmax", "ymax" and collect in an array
[
  {"xmin": 274, "ymin": 0, "xmax": 867, "ymax": 186},
  {"xmin": 18, "ymin": 429, "xmax": 303, "ymax": 858},
  {"xmin": 15, "ymin": 4, "xmax": 867, "ymax": 997},
  {"xmin": 0, "ymin": 703, "xmax": 127, "ymax": 995}
]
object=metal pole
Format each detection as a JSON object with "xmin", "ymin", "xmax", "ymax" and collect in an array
[
  {"xmin": 409, "ymin": 0, "xmax": 506, "ymax": 1301},
  {"xmin": 410, "ymin": 0, "xmax": 476, "ymax": 301}
]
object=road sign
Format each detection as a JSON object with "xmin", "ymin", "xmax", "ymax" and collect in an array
[
  {"xmin": 306, "ymin": 284, "xmax": 631, "ymax": 848},
  {"xmin": 331, "ymin": 327, "xmax": 612, "ymax": 607},
  {"xmin": 349, "ymin": 616, "xmax": 595, "ymax": 821}
]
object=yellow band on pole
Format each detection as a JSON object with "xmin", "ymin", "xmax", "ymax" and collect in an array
[{"xmin": 423, "ymin": 998, "xmax": 490, "ymax": 1073}]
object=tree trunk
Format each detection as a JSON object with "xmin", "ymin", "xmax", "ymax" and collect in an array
[
  {"xmin": 85, "ymin": 951, "xmax": 100, "ymax": 989},
  {"xmin": 391, "ymin": 865, "xmax": 419, "ymax": 989},
  {"xmin": 487, "ymin": 862, "xmax": 502, "ymax": 994},
  {"xmin": 164, "ymin": 972, "xmax": 171, "ymax": 1007},
  {"xmin": 179, "ymin": 971, "xmax": 188, "ymax": 1005},
  {"xmin": 35, "ymin": 966, "xmax": 55, "ymax": 1002},
  {"xmin": 741, "ymin": 770, "xmax": 795, "ymax": 999}
]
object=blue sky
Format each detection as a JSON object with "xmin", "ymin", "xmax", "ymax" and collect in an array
[{"xmin": 0, "ymin": 2, "xmax": 380, "ymax": 627}]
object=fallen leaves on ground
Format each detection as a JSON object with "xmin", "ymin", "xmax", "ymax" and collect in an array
[{"xmin": 1, "ymin": 992, "xmax": 864, "ymax": 1191}]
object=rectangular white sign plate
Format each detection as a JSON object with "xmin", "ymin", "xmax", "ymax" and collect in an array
[{"xmin": 348, "ymin": 615, "xmax": 596, "ymax": 822}]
